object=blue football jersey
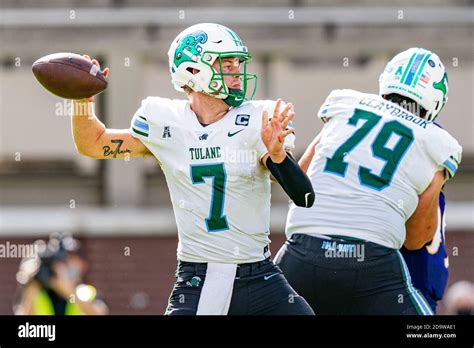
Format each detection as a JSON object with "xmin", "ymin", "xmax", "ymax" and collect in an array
[{"xmin": 401, "ymin": 192, "xmax": 448, "ymax": 313}]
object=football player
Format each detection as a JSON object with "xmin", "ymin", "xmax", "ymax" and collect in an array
[
  {"xmin": 274, "ymin": 48, "xmax": 462, "ymax": 315},
  {"xmin": 71, "ymin": 23, "xmax": 315, "ymax": 315}
]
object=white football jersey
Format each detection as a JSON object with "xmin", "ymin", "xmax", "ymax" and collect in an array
[
  {"xmin": 130, "ymin": 97, "xmax": 295, "ymax": 263},
  {"xmin": 286, "ymin": 89, "xmax": 462, "ymax": 249}
]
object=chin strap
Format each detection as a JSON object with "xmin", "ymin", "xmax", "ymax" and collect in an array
[{"xmin": 224, "ymin": 88, "xmax": 245, "ymax": 107}]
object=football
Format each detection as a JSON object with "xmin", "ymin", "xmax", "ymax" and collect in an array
[{"xmin": 32, "ymin": 52, "xmax": 107, "ymax": 99}]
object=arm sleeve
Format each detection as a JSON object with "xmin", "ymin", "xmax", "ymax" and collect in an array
[{"xmin": 265, "ymin": 153, "xmax": 315, "ymax": 208}]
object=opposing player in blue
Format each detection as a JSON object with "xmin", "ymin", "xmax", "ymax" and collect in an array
[
  {"xmin": 402, "ymin": 115, "xmax": 451, "ymax": 314},
  {"xmin": 401, "ymin": 173, "xmax": 449, "ymax": 314}
]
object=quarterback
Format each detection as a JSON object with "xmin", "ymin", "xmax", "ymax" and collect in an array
[
  {"xmin": 71, "ymin": 23, "xmax": 315, "ymax": 315},
  {"xmin": 274, "ymin": 48, "xmax": 462, "ymax": 315}
]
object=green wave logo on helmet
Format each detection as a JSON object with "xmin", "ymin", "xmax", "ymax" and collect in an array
[
  {"xmin": 433, "ymin": 72, "xmax": 448, "ymax": 102},
  {"xmin": 173, "ymin": 31, "xmax": 208, "ymax": 69}
]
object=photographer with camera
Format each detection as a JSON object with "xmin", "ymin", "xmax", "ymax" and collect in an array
[{"xmin": 13, "ymin": 233, "xmax": 108, "ymax": 315}]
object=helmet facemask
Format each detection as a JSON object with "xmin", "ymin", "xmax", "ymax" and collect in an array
[{"xmin": 202, "ymin": 51, "xmax": 257, "ymax": 107}]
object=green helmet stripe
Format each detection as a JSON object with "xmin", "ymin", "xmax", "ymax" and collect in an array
[
  {"xmin": 232, "ymin": 31, "xmax": 244, "ymax": 43},
  {"xmin": 224, "ymin": 28, "xmax": 243, "ymax": 47},
  {"xmin": 225, "ymin": 28, "xmax": 237, "ymax": 39},
  {"xmin": 400, "ymin": 52, "xmax": 417, "ymax": 84},
  {"xmin": 412, "ymin": 53, "xmax": 431, "ymax": 87}
]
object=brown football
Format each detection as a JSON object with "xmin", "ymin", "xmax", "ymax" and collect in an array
[{"xmin": 32, "ymin": 53, "xmax": 107, "ymax": 99}]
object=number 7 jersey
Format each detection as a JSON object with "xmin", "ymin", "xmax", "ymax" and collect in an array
[
  {"xmin": 286, "ymin": 89, "xmax": 462, "ymax": 249},
  {"xmin": 130, "ymin": 97, "xmax": 295, "ymax": 263}
]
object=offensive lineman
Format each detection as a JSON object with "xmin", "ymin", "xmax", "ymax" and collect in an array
[
  {"xmin": 71, "ymin": 23, "xmax": 315, "ymax": 315},
  {"xmin": 274, "ymin": 48, "xmax": 462, "ymax": 315}
]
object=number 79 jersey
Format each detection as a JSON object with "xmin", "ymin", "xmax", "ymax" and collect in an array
[
  {"xmin": 130, "ymin": 97, "xmax": 295, "ymax": 263},
  {"xmin": 286, "ymin": 89, "xmax": 462, "ymax": 249}
]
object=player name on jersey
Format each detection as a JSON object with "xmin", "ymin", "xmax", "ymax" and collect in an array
[
  {"xmin": 189, "ymin": 146, "xmax": 221, "ymax": 160},
  {"xmin": 359, "ymin": 97, "xmax": 429, "ymax": 128}
]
